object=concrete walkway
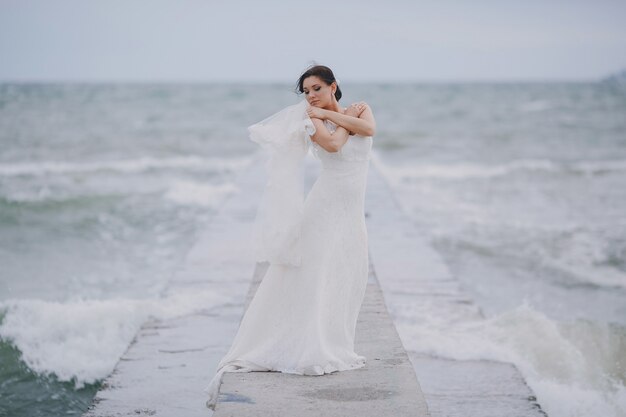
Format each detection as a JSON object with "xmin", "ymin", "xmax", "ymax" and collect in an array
[
  {"xmin": 213, "ymin": 261, "xmax": 430, "ymax": 416},
  {"xmin": 82, "ymin": 152, "xmax": 547, "ymax": 417}
]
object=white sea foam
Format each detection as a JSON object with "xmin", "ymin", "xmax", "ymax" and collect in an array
[
  {"xmin": 0, "ymin": 289, "xmax": 231, "ymax": 388},
  {"xmin": 396, "ymin": 301, "xmax": 626, "ymax": 417},
  {"xmin": 371, "ymin": 152, "xmax": 626, "ymax": 182},
  {"xmin": 519, "ymin": 100, "xmax": 553, "ymax": 112},
  {"xmin": 0, "ymin": 155, "xmax": 253, "ymax": 177},
  {"xmin": 164, "ymin": 180, "xmax": 239, "ymax": 207},
  {"xmin": 1, "ymin": 173, "xmax": 240, "ymax": 208},
  {"xmin": 1, "ymin": 186, "xmax": 56, "ymax": 203},
  {"xmin": 539, "ymin": 230, "xmax": 626, "ymax": 290},
  {"xmin": 371, "ymin": 153, "xmax": 558, "ymax": 182},
  {"xmin": 571, "ymin": 159, "xmax": 626, "ymax": 176}
]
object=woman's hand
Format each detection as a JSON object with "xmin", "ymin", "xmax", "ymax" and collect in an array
[
  {"xmin": 306, "ymin": 105, "xmax": 327, "ymax": 120},
  {"xmin": 343, "ymin": 102, "xmax": 366, "ymax": 134},
  {"xmin": 345, "ymin": 102, "xmax": 366, "ymax": 117},
  {"xmin": 323, "ymin": 101, "xmax": 375, "ymax": 137}
]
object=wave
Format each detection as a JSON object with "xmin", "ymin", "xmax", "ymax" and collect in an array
[
  {"xmin": 435, "ymin": 231, "xmax": 626, "ymax": 291},
  {"xmin": 164, "ymin": 180, "xmax": 239, "ymax": 207},
  {"xmin": 519, "ymin": 100, "xmax": 553, "ymax": 112},
  {"xmin": 371, "ymin": 152, "xmax": 626, "ymax": 182},
  {"xmin": 571, "ymin": 160, "xmax": 626, "ymax": 176},
  {"xmin": 0, "ymin": 191, "xmax": 122, "ymax": 205},
  {"xmin": 0, "ymin": 155, "xmax": 253, "ymax": 177},
  {"xmin": 395, "ymin": 300, "xmax": 626, "ymax": 417},
  {"xmin": 0, "ymin": 289, "xmax": 232, "ymax": 389},
  {"xmin": 0, "ymin": 177, "xmax": 239, "ymax": 209}
]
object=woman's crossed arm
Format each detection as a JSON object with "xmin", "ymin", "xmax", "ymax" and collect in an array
[{"xmin": 308, "ymin": 102, "xmax": 376, "ymax": 138}]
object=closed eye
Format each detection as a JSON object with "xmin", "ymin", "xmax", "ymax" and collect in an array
[{"xmin": 304, "ymin": 87, "xmax": 321, "ymax": 95}]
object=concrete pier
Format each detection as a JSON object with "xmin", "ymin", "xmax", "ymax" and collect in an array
[
  {"xmin": 212, "ymin": 261, "xmax": 430, "ymax": 416},
  {"xmin": 82, "ymin": 152, "xmax": 547, "ymax": 417}
]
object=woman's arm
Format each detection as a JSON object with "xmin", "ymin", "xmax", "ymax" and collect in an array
[
  {"xmin": 308, "ymin": 117, "xmax": 350, "ymax": 152},
  {"xmin": 324, "ymin": 103, "xmax": 376, "ymax": 137}
]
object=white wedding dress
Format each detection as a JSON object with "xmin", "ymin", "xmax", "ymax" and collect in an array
[{"xmin": 205, "ymin": 100, "xmax": 373, "ymax": 409}]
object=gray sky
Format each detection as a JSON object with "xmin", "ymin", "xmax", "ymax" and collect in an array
[{"xmin": 1, "ymin": 0, "xmax": 625, "ymax": 82}]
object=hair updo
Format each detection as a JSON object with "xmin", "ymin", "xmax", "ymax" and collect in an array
[{"xmin": 295, "ymin": 64, "xmax": 342, "ymax": 101}]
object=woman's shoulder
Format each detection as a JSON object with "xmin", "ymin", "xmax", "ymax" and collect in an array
[{"xmin": 341, "ymin": 100, "xmax": 370, "ymax": 107}]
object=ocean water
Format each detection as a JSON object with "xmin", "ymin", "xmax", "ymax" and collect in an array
[{"xmin": 0, "ymin": 82, "xmax": 625, "ymax": 416}]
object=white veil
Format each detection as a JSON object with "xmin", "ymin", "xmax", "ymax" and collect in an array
[
  {"xmin": 204, "ymin": 100, "xmax": 315, "ymax": 410},
  {"xmin": 248, "ymin": 99, "xmax": 315, "ymax": 267}
]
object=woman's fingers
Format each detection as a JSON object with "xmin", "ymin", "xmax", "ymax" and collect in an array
[
  {"xmin": 348, "ymin": 102, "xmax": 366, "ymax": 116},
  {"xmin": 345, "ymin": 106, "xmax": 360, "ymax": 117}
]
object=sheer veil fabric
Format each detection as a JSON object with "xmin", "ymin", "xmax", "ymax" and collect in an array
[
  {"xmin": 247, "ymin": 99, "xmax": 314, "ymax": 267},
  {"xmin": 204, "ymin": 99, "xmax": 373, "ymax": 410}
]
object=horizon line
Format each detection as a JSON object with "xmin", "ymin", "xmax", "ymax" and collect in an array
[{"xmin": 0, "ymin": 76, "xmax": 607, "ymax": 85}]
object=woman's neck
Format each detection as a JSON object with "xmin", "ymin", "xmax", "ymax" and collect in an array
[{"xmin": 324, "ymin": 101, "xmax": 341, "ymax": 113}]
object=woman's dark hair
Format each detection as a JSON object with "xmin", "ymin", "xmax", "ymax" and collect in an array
[{"xmin": 295, "ymin": 64, "xmax": 342, "ymax": 101}]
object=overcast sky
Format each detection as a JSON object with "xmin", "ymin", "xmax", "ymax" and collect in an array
[{"xmin": 1, "ymin": 0, "xmax": 625, "ymax": 82}]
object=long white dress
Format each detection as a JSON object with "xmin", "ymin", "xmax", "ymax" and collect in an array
[{"xmin": 205, "ymin": 101, "xmax": 373, "ymax": 409}]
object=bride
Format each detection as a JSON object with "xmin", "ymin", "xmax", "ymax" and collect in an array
[{"xmin": 204, "ymin": 64, "xmax": 376, "ymax": 410}]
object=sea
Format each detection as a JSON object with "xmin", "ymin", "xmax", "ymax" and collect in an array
[{"xmin": 0, "ymin": 81, "xmax": 624, "ymax": 417}]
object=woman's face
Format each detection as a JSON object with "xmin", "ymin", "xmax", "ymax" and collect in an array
[{"xmin": 302, "ymin": 76, "xmax": 336, "ymax": 108}]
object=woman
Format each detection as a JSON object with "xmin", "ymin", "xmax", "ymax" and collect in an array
[{"xmin": 204, "ymin": 64, "xmax": 376, "ymax": 410}]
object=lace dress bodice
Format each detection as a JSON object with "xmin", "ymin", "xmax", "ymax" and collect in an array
[{"xmin": 310, "ymin": 120, "xmax": 373, "ymax": 167}]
